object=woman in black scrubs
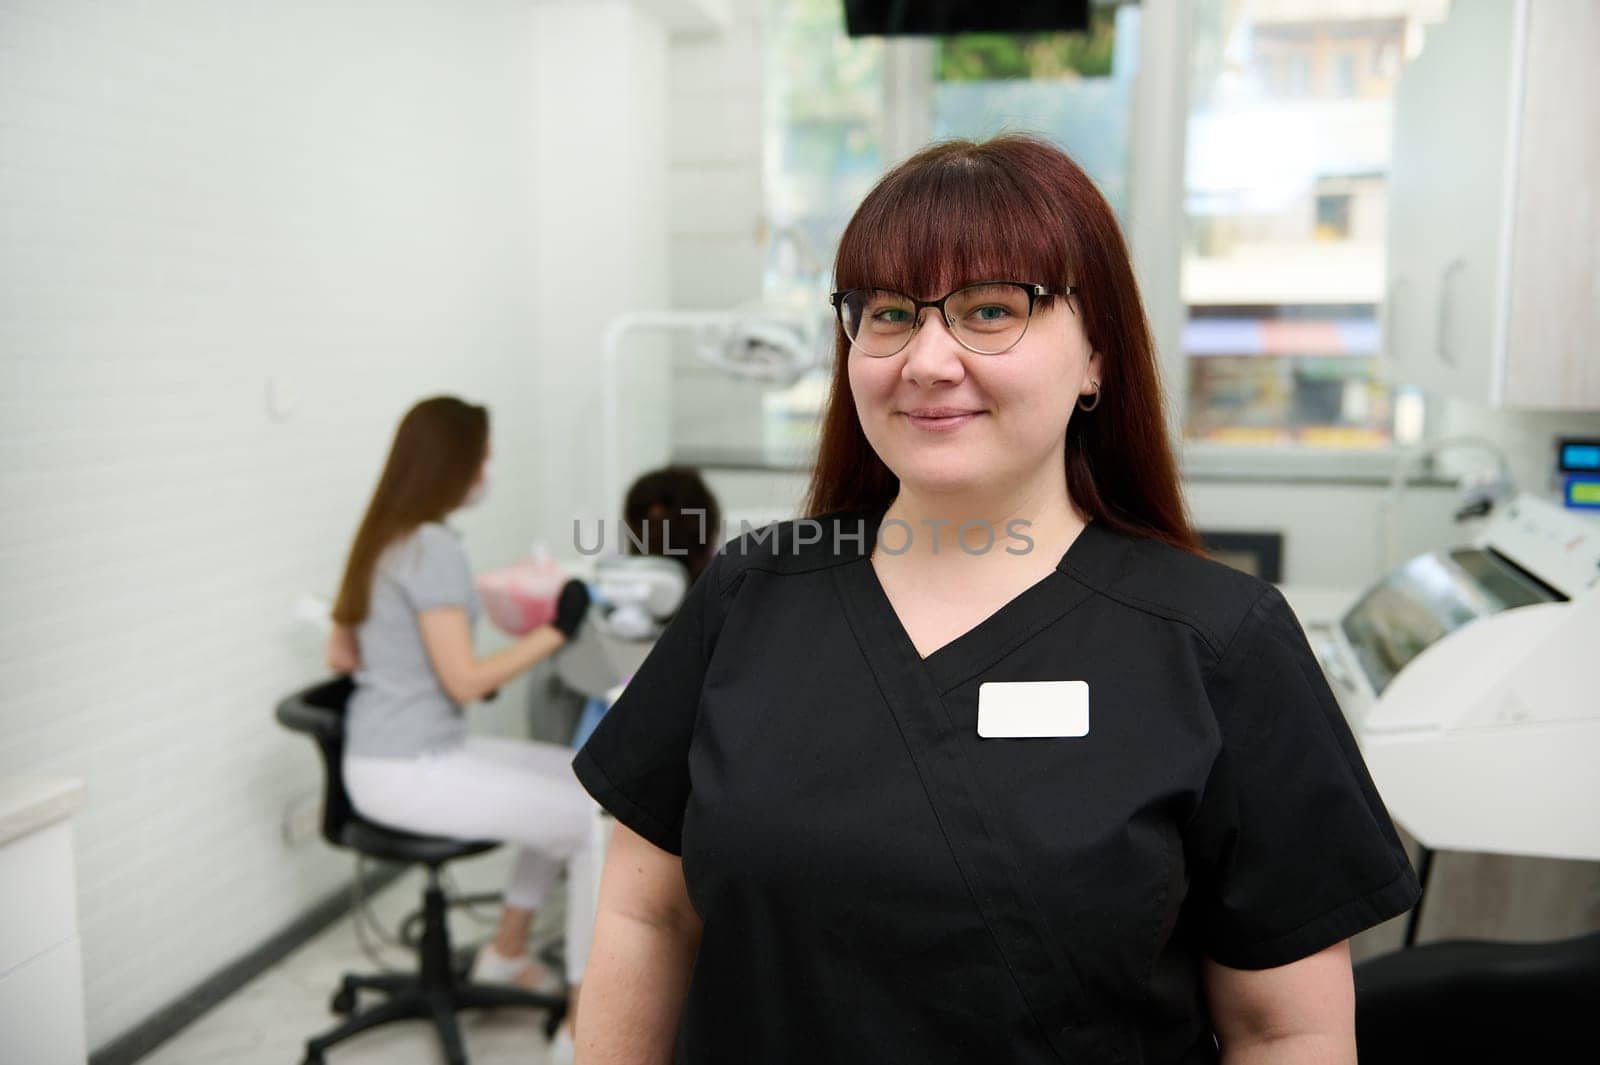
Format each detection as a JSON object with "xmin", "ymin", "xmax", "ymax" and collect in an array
[{"xmin": 571, "ymin": 135, "xmax": 1421, "ymax": 1064}]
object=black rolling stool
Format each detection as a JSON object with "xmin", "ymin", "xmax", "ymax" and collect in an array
[{"xmin": 276, "ymin": 676, "xmax": 567, "ymax": 1065}]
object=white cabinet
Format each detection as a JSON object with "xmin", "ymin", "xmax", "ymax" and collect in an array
[
  {"xmin": 1382, "ymin": 0, "xmax": 1600, "ymax": 411},
  {"xmin": 0, "ymin": 779, "xmax": 88, "ymax": 1065}
]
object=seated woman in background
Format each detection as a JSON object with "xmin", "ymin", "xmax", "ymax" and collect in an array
[
  {"xmin": 566, "ymin": 466, "xmax": 722, "ymax": 750},
  {"xmin": 324, "ymin": 395, "xmax": 593, "ymax": 1051}
]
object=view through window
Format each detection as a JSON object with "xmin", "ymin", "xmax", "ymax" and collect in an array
[
  {"xmin": 761, "ymin": 0, "xmax": 1138, "ymax": 462},
  {"xmin": 1181, "ymin": 0, "xmax": 1448, "ymax": 448}
]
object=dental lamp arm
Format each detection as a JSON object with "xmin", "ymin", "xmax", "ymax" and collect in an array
[{"xmin": 1381, "ymin": 435, "xmax": 1515, "ymax": 570}]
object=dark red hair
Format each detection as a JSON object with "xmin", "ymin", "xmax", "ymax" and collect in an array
[{"xmin": 802, "ymin": 134, "xmax": 1201, "ymax": 555}]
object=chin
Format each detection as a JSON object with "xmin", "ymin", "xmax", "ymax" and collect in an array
[{"xmin": 893, "ymin": 460, "xmax": 989, "ymax": 498}]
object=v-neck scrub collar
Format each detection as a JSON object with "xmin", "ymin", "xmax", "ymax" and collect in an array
[{"xmin": 840, "ymin": 504, "xmax": 1112, "ymax": 694}]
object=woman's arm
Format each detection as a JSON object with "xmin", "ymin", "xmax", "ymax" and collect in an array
[
  {"xmin": 574, "ymin": 822, "xmax": 702, "ymax": 1064},
  {"xmin": 416, "ymin": 606, "xmax": 567, "ymax": 705},
  {"xmin": 325, "ymin": 624, "xmax": 361, "ymax": 674},
  {"xmin": 1202, "ymin": 941, "xmax": 1357, "ymax": 1065}
]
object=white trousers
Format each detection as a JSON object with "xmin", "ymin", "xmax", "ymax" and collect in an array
[{"xmin": 344, "ymin": 735, "xmax": 596, "ymax": 981}]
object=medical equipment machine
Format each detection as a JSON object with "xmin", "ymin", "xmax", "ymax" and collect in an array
[
  {"xmin": 1378, "ymin": 435, "xmax": 1515, "ymax": 569},
  {"xmin": 598, "ymin": 223, "xmax": 832, "ymax": 517},
  {"xmin": 599, "ymin": 303, "xmax": 828, "ymax": 518},
  {"xmin": 1317, "ymin": 495, "xmax": 1600, "ymax": 863},
  {"xmin": 555, "ymin": 555, "xmax": 688, "ymax": 698}
]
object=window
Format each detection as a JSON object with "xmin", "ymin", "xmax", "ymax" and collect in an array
[
  {"xmin": 1314, "ymin": 192, "xmax": 1352, "ymax": 241},
  {"xmin": 766, "ymin": 0, "xmax": 1137, "ymax": 278},
  {"xmin": 764, "ymin": 0, "xmax": 885, "ymax": 301},
  {"xmin": 757, "ymin": 0, "xmax": 1138, "ymax": 464},
  {"xmin": 1330, "ymin": 51, "xmax": 1357, "ymax": 97},
  {"xmin": 1181, "ymin": 0, "xmax": 1448, "ymax": 450},
  {"xmin": 929, "ymin": 5, "xmax": 1139, "ymax": 222},
  {"xmin": 745, "ymin": 0, "xmax": 1449, "ymax": 470}
]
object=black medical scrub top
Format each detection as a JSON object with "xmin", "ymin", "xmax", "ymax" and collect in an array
[{"xmin": 573, "ymin": 507, "xmax": 1421, "ymax": 1065}]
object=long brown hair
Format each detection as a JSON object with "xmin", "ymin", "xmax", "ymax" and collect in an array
[
  {"xmin": 332, "ymin": 396, "xmax": 489, "ymax": 625},
  {"xmin": 802, "ymin": 134, "xmax": 1200, "ymax": 555}
]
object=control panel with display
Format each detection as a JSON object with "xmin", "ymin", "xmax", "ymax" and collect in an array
[{"xmin": 1557, "ymin": 437, "xmax": 1600, "ymax": 510}]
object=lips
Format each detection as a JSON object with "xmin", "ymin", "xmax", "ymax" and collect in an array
[{"xmin": 902, "ymin": 407, "xmax": 983, "ymax": 432}]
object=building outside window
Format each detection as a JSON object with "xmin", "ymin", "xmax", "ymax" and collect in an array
[{"xmin": 1182, "ymin": 0, "xmax": 1449, "ymax": 450}]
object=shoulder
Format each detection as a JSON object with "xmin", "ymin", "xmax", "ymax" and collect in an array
[
  {"xmin": 385, "ymin": 522, "xmax": 467, "ymax": 572},
  {"xmin": 413, "ymin": 521, "xmax": 466, "ymax": 555},
  {"xmin": 414, "ymin": 521, "xmax": 461, "ymax": 548},
  {"xmin": 1063, "ymin": 523, "xmax": 1278, "ymax": 663},
  {"xmin": 702, "ymin": 510, "xmax": 871, "ymax": 600}
]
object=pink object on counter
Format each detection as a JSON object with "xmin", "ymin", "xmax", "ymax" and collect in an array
[{"xmin": 476, "ymin": 552, "xmax": 566, "ymax": 636}]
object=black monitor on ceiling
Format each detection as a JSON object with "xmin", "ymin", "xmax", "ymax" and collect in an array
[{"xmin": 842, "ymin": 0, "xmax": 1091, "ymax": 37}]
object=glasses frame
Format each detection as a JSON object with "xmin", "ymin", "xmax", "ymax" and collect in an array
[{"xmin": 829, "ymin": 281, "xmax": 1074, "ymax": 358}]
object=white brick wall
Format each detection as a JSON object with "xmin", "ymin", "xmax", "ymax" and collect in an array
[
  {"xmin": 0, "ymin": 0, "xmax": 574, "ymax": 1048},
  {"xmin": 663, "ymin": 5, "xmax": 773, "ymax": 462},
  {"xmin": 529, "ymin": 0, "xmax": 674, "ymax": 542}
]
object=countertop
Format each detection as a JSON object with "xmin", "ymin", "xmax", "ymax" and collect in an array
[{"xmin": 0, "ymin": 777, "xmax": 86, "ymax": 847}]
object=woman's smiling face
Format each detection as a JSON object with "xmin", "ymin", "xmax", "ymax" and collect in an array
[{"xmin": 846, "ymin": 283, "xmax": 1101, "ymax": 499}]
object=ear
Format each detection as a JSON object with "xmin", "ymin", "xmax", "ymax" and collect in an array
[{"xmin": 1084, "ymin": 349, "xmax": 1103, "ymax": 392}]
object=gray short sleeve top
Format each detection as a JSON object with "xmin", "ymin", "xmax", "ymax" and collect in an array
[{"xmin": 346, "ymin": 522, "xmax": 480, "ymax": 758}]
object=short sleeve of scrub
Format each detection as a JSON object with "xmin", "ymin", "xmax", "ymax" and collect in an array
[
  {"xmin": 393, "ymin": 523, "xmax": 475, "ymax": 613},
  {"xmin": 1184, "ymin": 585, "xmax": 1422, "ymax": 970},
  {"xmin": 572, "ymin": 549, "xmax": 730, "ymax": 856}
]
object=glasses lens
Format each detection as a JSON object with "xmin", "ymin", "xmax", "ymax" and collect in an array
[
  {"xmin": 946, "ymin": 283, "xmax": 1032, "ymax": 353},
  {"xmin": 842, "ymin": 289, "xmax": 915, "ymax": 355}
]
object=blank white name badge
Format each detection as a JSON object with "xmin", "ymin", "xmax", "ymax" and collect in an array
[{"xmin": 976, "ymin": 681, "xmax": 1090, "ymax": 739}]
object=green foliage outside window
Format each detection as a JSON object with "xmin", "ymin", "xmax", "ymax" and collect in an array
[{"xmin": 936, "ymin": 9, "xmax": 1117, "ymax": 82}]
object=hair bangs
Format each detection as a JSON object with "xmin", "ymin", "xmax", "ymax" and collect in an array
[{"xmin": 834, "ymin": 142, "xmax": 1075, "ymax": 300}]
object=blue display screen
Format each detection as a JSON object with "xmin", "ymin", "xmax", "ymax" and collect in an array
[{"xmin": 1561, "ymin": 443, "xmax": 1600, "ymax": 471}]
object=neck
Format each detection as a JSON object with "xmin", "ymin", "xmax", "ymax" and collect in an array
[{"xmin": 881, "ymin": 474, "xmax": 1085, "ymax": 563}]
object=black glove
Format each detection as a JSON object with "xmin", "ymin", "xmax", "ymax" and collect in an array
[{"xmin": 552, "ymin": 578, "xmax": 591, "ymax": 639}]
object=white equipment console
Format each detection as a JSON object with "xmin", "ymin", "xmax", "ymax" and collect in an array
[{"xmin": 1319, "ymin": 496, "xmax": 1600, "ymax": 862}]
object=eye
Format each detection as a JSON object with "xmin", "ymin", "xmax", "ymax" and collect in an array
[
  {"xmin": 872, "ymin": 307, "xmax": 912, "ymax": 324},
  {"xmin": 970, "ymin": 304, "xmax": 1011, "ymax": 321}
]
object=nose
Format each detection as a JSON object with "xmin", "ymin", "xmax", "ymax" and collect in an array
[{"xmin": 899, "ymin": 307, "xmax": 967, "ymax": 386}]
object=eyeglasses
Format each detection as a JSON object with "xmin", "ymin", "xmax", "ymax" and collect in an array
[{"xmin": 829, "ymin": 281, "xmax": 1072, "ymax": 358}]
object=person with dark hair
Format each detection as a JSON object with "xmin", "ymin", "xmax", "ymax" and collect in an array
[
  {"xmin": 621, "ymin": 465, "xmax": 722, "ymax": 582},
  {"xmin": 570, "ymin": 137, "xmax": 1420, "ymax": 1063},
  {"xmin": 326, "ymin": 396, "xmax": 593, "ymax": 1055},
  {"xmin": 562, "ymin": 466, "xmax": 723, "ymax": 752}
]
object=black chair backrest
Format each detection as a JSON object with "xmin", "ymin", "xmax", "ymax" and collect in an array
[
  {"xmin": 1355, "ymin": 931, "xmax": 1600, "ymax": 1064},
  {"xmin": 275, "ymin": 676, "xmax": 358, "ymax": 847}
]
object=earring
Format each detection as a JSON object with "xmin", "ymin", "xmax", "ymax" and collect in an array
[{"xmin": 1077, "ymin": 380, "xmax": 1101, "ymax": 412}]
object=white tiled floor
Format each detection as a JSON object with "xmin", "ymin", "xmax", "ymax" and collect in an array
[{"xmin": 138, "ymin": 849, "xmax": 567, "ymax": 1065}]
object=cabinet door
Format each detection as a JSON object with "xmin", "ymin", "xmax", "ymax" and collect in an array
[
  {"xmin": 1503, "ymin": 0, "xmax": 1600, "ymax": 409},
  {"xmin": 1384, "ymin": 0, "xmax": 1521, "ymax": 405},
  {"xmin": 1383, "ymin": 34, "xmax": 1441, "ymax": 389}
]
